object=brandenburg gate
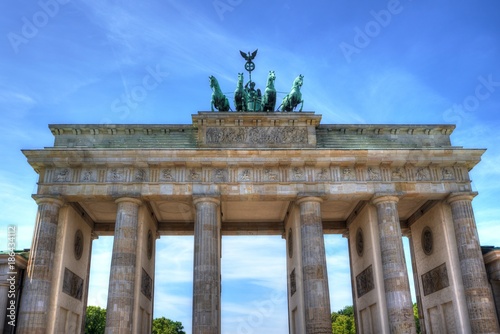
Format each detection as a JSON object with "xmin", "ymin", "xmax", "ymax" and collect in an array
[{"xmin": 16, "ymin": 110, "xmax": 500, "ymax": 333}]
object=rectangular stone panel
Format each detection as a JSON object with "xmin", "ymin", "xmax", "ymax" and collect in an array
[
  {"xmin": 290, "ymin": 269, "xmax": 296, "ymax": 296},
  {"xmin": 442, "ymin": 301, "xmax": 456, "ymax": 333},
  {"xmin": 421, "ymin": 262, "xmax": 449, "ymax": 296},
  {"xmin": 360, "ymin": 306, "xmax": 372, "ymax": 333},
  {"xmin": 356, "ymin": 265, "xmax": 374, "ymax": 298},
  {"xmin": 62, "ymin": 267, "xmax": 84, "ymax": 300},
  {"xmin": 141, "ymin": 268, "xmax": 153, "ymax": 300},
  {"xmin": 203, "ymin": 126, "xmax": 311, "ymax": 148}
]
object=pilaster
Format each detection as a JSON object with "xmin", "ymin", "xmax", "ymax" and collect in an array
[
  {"xmin": 372, "ymin": 194, "xmax": 416, "ymax": 334},
  {"xmin": 17, "ymin": 196, "xmax": 64, "ymax": 334},
  {"xmin": 447, "ymin": 192, "xmax": 500, "ymax": 333},
  {"xmin": 296, "ymin": 196, "xmax": 331, "ymax": 334}
]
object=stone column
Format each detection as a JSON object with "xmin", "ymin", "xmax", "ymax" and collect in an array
[
  {"xmin": 105, "ymin": 197, "xmax": 142, "ymax": 334},
  {"xmin": 192, "ymin": 197, "xmax": 221, "ymax": 334},
  {"xmin": 17, "ymin": 196, "xmax": 64, "ymax": 334},
  {"xmin": 372, "ymin": 195, "xmax": 416, "ymax": 334},
  {"xmin": 296, "ymin": 196, "xmax": 331, "ymax": 334},
  {"xmin": 447, "ymin": 192, "xmax": 500, "ymax": 333}
]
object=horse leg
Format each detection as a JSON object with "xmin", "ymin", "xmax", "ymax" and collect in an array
[{"xmin": 299, "ymin": 100, "xmax": 304, "ymax": 112}]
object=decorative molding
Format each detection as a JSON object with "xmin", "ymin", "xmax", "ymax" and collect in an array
[
  {"xmin": 421, "ymin": 226, "xmax": 433, "ymax": 256},
  {"xmin": 288, "ymin": 228, "xmax": 293, "ymax": 259},
  {"xmin": 356, "ymin": 228, "xmax": 364, "ymax": 257},
  {"xmin": 147, "ymin": 229, "xmax": 153, "ymax": 260},
  {"xmin": 74, "ymin": 229, "xmax": 84, "ymax": 261}
]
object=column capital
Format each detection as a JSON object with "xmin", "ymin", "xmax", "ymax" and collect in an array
[
  {"xmin": 447, "ymin": 191, "xmax": 478, "ymax": 204},
  {"xmin": 32, "ymin": 194, "xmax": 64, "ymax": 207},
  {"xmin": 193, "ymin": 196, "xmax": 220, "ymax": 206},
  {"xmin": 296, "ymin": 196, "xmax": 323, "ymax": 205},
  {"xmin": 115, "ymin": 197, "xmax": 142, "ymax": 206},
  {"xmin": 372, "ymin": 193, "xmax": 401, "ymax": 205}
]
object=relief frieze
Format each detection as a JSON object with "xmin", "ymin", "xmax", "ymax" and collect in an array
[
  {"xmin": 341, "ymin": 167, "xmax": 356, "ymax": 181},
  {"xmin": 316, "ymin": 168, "xmax": 331, "ymax": 181},
  {"xmin": 422, "ymin": 263, "xmax": 449, "ymax": 296},
  {"xmin": 53, "ymin": 168, "xmax": 71, "ymax": 182},
  {"xmin": 356, "ymin": 265, "xmax": 374, "ymax": 298},
  {"xmin": 81, "ymin": 169, "xmax": 97, "ymax": 182},
  {"xmin": 44, "ymin": 164, "xmax": 468, "ymax": 185},
  {"xmin": 441, "ymin": 167, "xmax": 455, "ymax": 180},
  {"xmin": 205, "ymin": 126, "xmax": 308, "ymax": 145},
  {"xmin": 187, "ymin": 168, "xmax": 202, "ymax": 182},
  {"xmin": 391, "ymin": 167, "xmax": 406, "ymax": 181},
  {"xmin": 134, "ymin": 168, "xmax": 148, "ymax": 182},
  {"xmin": 367, "ymin": 167, "xmax": 381, "ymax": 181},
  {"xmin": 107, "ymin": 168, "xmax": 125, "ymax": 182},
  {"xmin": 212, "ymin": 168, "xmax": 228, "ymax": 182},
  {"xmin": 263, "ymin": 168, "xmax": 280, "ymax": 182},
  {"xmin": 291, "ymin": 167, "xmax": 305, "ymax": 181},
  {"xmin": 141, "ymin": 268, "xmax": 153, "ymax": 300},
  {"xmin": 290, "ymin": 269, "xmax": 297, "ymax": 296},
  {"xmin": 416, "ymin": 167, "xmax": 431, "ymax": 181},
  {"xmin": 160, "ymin": 168, "xmax": 176, "ymax": 182},
  {"xmin": 238, "ymin": 168, "xmax": 252, "ymax": 182},
  {"xmin": 62, "ymin": 267, "xmax": 84, "ymax": 301}
]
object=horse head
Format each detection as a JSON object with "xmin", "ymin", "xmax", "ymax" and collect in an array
[
  {"xmin": 293, "ymin": 74, "xmax": 303, "ymax": 88},
  {"xmin": 266, "ymin": 70, "xmax": 276, "ymax": 89},
  {"xmin": 237, "ymin": 73, "xmax": 244, "ymax": 87},
  {"xmin": 209, "ymin": 75, "xmax": 217, "ymax": 89}
]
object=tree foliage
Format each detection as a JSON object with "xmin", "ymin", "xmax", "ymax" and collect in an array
[
  {"xmin": 331, "ymin": 304, "xmax": 422, "ymax": 334},
  {"xmin": 84, "ymin": 307, "xmax": 185, "ymax": 334},
  {"xmin": 413, "ymin": 303, "xmax": 421, "ymax": 334},
  {"xmin": 85, "ymin": 306, "xmax": 106, "ymax": 334},
  {"xmin": 331, "ymin": 306, "xmax": 355, "ymax": 334},
  {"xmin": 152, "ymin": 317, "xmax": 186, "ymax": 334}
]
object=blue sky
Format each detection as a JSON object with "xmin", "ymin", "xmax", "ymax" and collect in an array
[{"xmin": 1, "ymin": 0, "xmax": 500, "ymax": 333}]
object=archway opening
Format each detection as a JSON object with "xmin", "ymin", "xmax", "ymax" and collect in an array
[{"xmin": 221, "ymin": 235, "xmax": 288, "ymax": 334}]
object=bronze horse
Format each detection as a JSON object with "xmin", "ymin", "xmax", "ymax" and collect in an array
[
  {"xmin": 262, "ymin": 70, "xmax": 276, "ymax": 112},
  {"xmin": 209, "ymin": 75, "xmax": 230, "ymax": 112},
  {"xmin": 234, "ymin": 73, "xmax": 247, "ymax": 112},
  {"xmin": 280, "ymin": 74, "xmax": 304, "ymax": 112}
]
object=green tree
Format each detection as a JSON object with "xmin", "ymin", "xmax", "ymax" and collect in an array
[
  {"xmin": 413, "ymin": 303, "xmax": 421, "ymax": 334},
  {"xmin": 85, "ymin": 306, "xmax": 106, "ymax": 334},
  {"xmin": 152, "ymin": 317, "xmax": 186, "ymax": 334},
  {"xmin": 331, "ymin": 306, "xmax": 355, "ymax": 334}
]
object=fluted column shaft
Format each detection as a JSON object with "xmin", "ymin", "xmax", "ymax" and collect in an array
[
  {"xmin": 297, "ymin": 197, "xmax": 331, "ymax": 334},
  {"xmin": 373, "ymin": 195, "xmax": 416, "ymax": 334},
  {"xmin": 17, "ymin": 196, "xmax": 63, "ymax": 334},
  {"xmin": 448, "ymin": 193, "xmax": 500, "ymax": 334},
  {"xmin": 192, "ymin": 197, "xmax": 221, "ymax": 334},
  {"xmin": 105, "ymin": 197, "xmax": 142, "ymax": 334}
]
